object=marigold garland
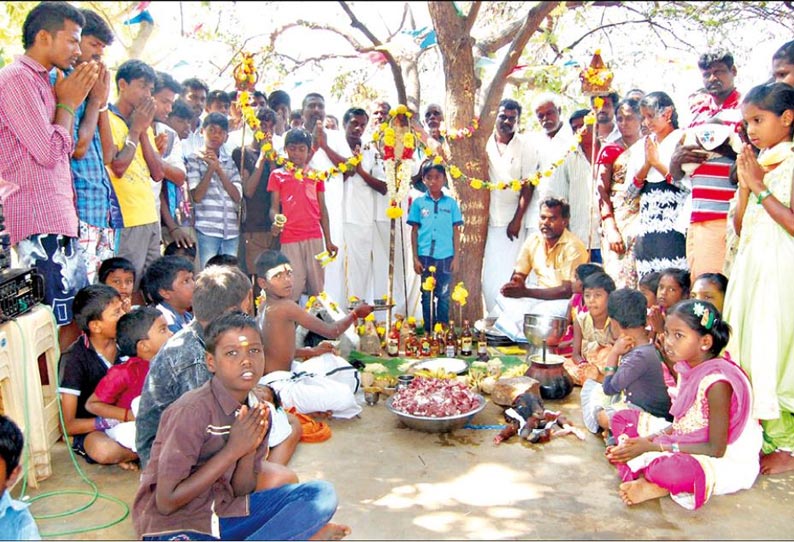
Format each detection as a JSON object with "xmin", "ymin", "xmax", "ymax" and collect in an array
[
  {"xmin": 441, "ymin": 116, "xmax": 480, "ymax": 140},
  {"xmin": 234, "ymin": 53, "xmax": 361, "ymax": 184}
]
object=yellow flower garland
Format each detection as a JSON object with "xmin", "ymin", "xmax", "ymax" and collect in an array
[{"xmin": 235, "ymin": 54, "xmax": 362, "ymax": 184}]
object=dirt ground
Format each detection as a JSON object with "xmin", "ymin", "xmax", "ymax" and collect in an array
[{"xmin": 21, "ymin": 385, "xmax": 794, "ymax": 540}]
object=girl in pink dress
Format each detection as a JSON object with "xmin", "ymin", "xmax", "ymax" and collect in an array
[{"xmin": 606, "ymin": 299, "xmax": 761, "ymax": 509}]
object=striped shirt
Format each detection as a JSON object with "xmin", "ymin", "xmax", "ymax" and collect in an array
[
  {"xmin": 689, "ymin": 156, "xmax": 735, "ymax": 223},
  {"xmin": 0, "ymin": 55, "xmax": 77, "ymax": 244},
  {"xmin": 544, "ymin": 147, "xmax": 599, "ymax": 249},
  {"xmin": 186, "ymin": 150, "xmax": 242, "ymax": 239},
  {"xmin": 49, "ymin": 69, "xmax": 113, "ymax": 228},
  {"xmin": 688, "ymin": 88, "xmax": 741, "ymax": 128}
]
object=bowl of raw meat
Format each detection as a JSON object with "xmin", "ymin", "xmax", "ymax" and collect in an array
[{"xmin": 385, "ymin": 377, "xmax": 486, "ymax": 433}]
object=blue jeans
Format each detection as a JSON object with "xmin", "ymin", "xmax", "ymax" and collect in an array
[
  {"xmin": 142, "ymin": 481, "xmax": 338, "ymax": 541},
  {"xmin": 196, "ymin": 230, "xmax": 239, "ymax": 269},
  {"xmin": 419, "ymin": 255, "xmax": 452, "ymax": 330}
]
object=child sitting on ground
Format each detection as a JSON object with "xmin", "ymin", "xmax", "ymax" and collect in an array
[
  {"xmin": 581, "ymin": 288, "xmax": 672, "ymax": 441},
  {"xmin": 58, "ymin": 285, "xmax": 138, "ymax": 469},
  {"xmin": 206, "ymin": 254, "xmax": 241, "ymax": 268},
  {"xmin": 638, "ymin": 271, "xmax": 660, "ymax": 309},
  {"xmin": 86, "ymin": 307, "xmax": 172, "ymax": 455},
  {"xmin": 163, "ymin": 241, "xmax": 197, "ymax": 266},
  {"xmin": 256, "ymin": 250, "xmax": 373, "ymax": 419},
  {"xmin": 690, "ymin": 272, "xmax": 728, "ymax": 314},
  {"xmin": 557, "ymin": 263, "xmax": 603, "ymax": 355},
  {"xmin": 141, "ymin": 255, "xmax": 195, "ymax": 333},
  {"xmin": 647, "ymin": 267, "xmax": 690, "ymax": 342},
  {"xmin": 0, "ymin": 415, "xmax": 41, "ymax": 540},
  {"xmin": 133, "ymin": 310, "xmax": 350, "ymax": 540},
  {"xmin": 606, "ymin": 299, "xmax": 762, "ymax": 510},
  {"xmin": 98, "ymin": 257, "xmax": 136, "ymax": 313},
  {"xmin": 565, "ymin": 272, "xmax": 617, "ymax": 386}
]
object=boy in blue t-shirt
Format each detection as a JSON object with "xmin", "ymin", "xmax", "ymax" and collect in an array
[
  {"xmin": 0, "ymin": 415, "xmax": 41, "ymax": 540},
  {"xmin": 407, "ymin": 162, "xmax": 463, "ymax": 329}
]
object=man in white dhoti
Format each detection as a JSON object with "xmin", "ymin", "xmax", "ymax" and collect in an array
[
  {"xmin": 492, "ymin": 197, "xmax": 589, "ymax": 341},
  {"xmin": 302, "ymin": 93, "xmax": 352, "ymax": 303},
  {"xmin": 483, "ymin": 99, "xmax": 541, "ymax": 314}
]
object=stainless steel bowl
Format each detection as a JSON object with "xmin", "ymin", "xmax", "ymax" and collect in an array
[
  {"xmin": 523, "ymin": 313, "xmax": 568, "ymax": 348},
  {"xmin": 385, "ymin": 394, "xmax": 486, "ymax": 433}
]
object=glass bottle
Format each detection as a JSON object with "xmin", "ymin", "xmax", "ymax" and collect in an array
[
  {"xmin": 477, "ymin": 328, "xmax": 489, "ymax": 362},
  {"xmin": 445, "ymin": 320, "xmax": 458, "ymax": 357},
  {"xmin": 406, "ymin": 325, "xmax": 420, "ymax": 358},
  {"xmin": 387, "ymin": 322, "xmax": 400, "ymax": 357},
  {"xmin": 460, "ymin": 319, "xmax": 473, "ymax": 357},
  {"xmin": 420, "ymin": 331, "xmax": 432, "ymax": 358},
  {"xmin": 431, "ymin": 323, "xmax": 444, "ymax": 357}
]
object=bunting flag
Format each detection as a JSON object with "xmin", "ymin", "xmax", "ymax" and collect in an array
[
  {"xmin": 402, "ymin": 26, "xmax": 428, "ymax": 38},
  {"xmin": 365, "ymin": 51, "xmax": 389, "ymax": 66},
  {"xmin": 123, "ymin": 9, "xmax": 153, "ymax": 26},
  {"xmin": 474, "ymin": 56, "xmax": 497, "ymax": 69},
  {"xmin": 419, "ymin": 30, "xmax": 437, "ymax": 50},
  {"xmin": 135, "ymin": 1, "xmax": 151, "ymax": 11}
]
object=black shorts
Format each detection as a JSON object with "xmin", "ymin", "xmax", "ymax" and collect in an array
[{"xmin": 70, "ymin": 434, "xmax": 98, "ymax": 464}]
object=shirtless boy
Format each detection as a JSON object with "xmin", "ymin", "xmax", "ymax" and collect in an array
[{"xmin": 255, "ymin": 250, "xmax": 372, "ymax": 418}]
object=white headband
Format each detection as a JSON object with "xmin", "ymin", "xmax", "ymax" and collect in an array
[{"xmin": 265, "ymin": 263, "xmax": 292, "ymax": 281}]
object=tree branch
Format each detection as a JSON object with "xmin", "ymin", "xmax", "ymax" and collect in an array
[
  {"xmin": 480, "ymin": 2, "xmax": 561, "ymax": 135},
  {"xmin": 338, "ymin": 0, "xmax": 407, "ymax": 104},
  {"xmin": 464, "ymin": 1, "xmax": 482, "ymax": 35}
]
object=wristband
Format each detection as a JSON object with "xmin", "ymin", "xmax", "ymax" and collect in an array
[
  {"xmin": 97, "ymin": 103, "xmax": 109, "ymax": 112},
  {"xmin": 603, "ymin": 366, "xmax": 617, "ymax": 374},
  {"xmin": 125, "ymin": 137, "xmax": 138, "ymax": 150},
  {"xmin": 94, "ymin": 417, "xmax": 119, "ymax": 431},
  {"xmin": 664, "ymin": 173, "xmax": 674, "ymax": 184},
  {"xmin": 757, "ymin": 189, "xmax": 773, "ymax": 204},
  {"xmin": 600, "ymin": 212, "xmax": 613, "ymax": 221},
  {"xmin": 671, "ymin": 442, "xmax": 680, "ymax": 453},
  {"xmin": 56, "ymin": 103, "xmax": 75, "ymax": 116},
  {"xmin": 632, "ymin": 175, "xmax": 645, "ymax": 188}
]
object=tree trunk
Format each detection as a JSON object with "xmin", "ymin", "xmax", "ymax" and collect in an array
[{"xmin": 428, "ymin": 3, "xmax": 489, "ymax": 323}]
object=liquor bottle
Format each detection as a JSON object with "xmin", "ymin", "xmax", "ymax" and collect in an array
[
  {"xmin": 431, "ymin": 323, "xmax": 443, "ymax": 357},
  {"xmin": 406, "ymin": 326, "xmax": 420, "ymax": 358},
  {"xmin": 387, "ymin": 323, "xmax": 400, "ymax": 357},
  {"xmin": 398, "ymin": 316, "xmax": 411, "ymax": 356},
  {"xmin": 460, "ymin": 319, "xmax": 473, "ymax": 357},
  {"xmin": 445, "ymin": 320, "xmax": 458, "ymax": 357},
  {"xmin": 477, "ymin": 328, "xmax": 489, "ymax": 362},
  {"xmin": 420, "ymin": 331, "xmax": 432, "ymax": 357}
]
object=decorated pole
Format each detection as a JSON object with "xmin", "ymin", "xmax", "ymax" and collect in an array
[
  {"xmin": 233, "ymin": 53, "xmax": 258, "ymax": 189},
  {"xmin": 580, "ymin": 50, "xmax": 614, "ymax": 256},
  {"xmin": 377, "ymin": 105, "xmax": 416, "ymax": 330}
]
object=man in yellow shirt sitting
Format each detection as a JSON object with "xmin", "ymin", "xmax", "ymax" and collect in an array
[{"xmin": 492, "ymin": 197, "xmax": 589, "ymax": 341}]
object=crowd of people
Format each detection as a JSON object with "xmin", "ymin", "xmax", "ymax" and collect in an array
[{"xmin": 1, "ymin": 1, "xmax": 794, "ymax": 538}]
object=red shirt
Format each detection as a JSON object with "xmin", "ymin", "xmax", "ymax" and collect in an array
[
  {"xmin": 687, "ymin": 88, "xmax": 741, "ymax": 128},
  {"xmin": 93, "ymin": 356, "xmax": 150, "ymax": 410},
  {"xmin": 0, "ymin": 55, "xmax": 77, "ymax": 244},
  {"xmin": 267, "ymin": 168, "xmax": 324, "ymax": 244}
]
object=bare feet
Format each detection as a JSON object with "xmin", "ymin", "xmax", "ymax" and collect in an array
[
  {"xmin": 760, "ymin": 450, "xmax": 794, "ymax": 475},
  {"xmin": 309, "ymin": 522, "xmax": 351, "ymax": 540},
  {"xmin": 618, "ymin": 477, "xmax": 669, "ymax": 506},
  {"xmin": 118, "ymin": 460, "xmax": 139, "ymax": 471}
]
